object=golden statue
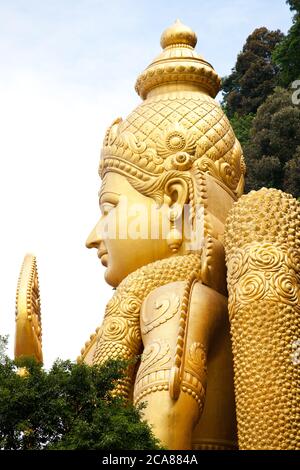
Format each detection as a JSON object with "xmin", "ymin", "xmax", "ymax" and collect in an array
[
  {"xmin": 15, "ymin": 20, "xmax": 300, "ymax": 450},
  {"xmin": 82, "ymin": 19, "xmax": 242, "ymax": 450}
]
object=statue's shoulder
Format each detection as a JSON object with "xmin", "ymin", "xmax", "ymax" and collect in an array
[
  {"xmin": 141, "ymin": 265, "xmax": 228, "ymax": 317},
  {"xmin": 141, "ymin": 280, "xmax": 189, "ymax": 312},
  {"xmin": 140, "ymin": 280, "xmax": 192, "ymax": 334},
  {"xmin": 140, "ymin": 277, "xmax": 228, "ymax": 340},
  {"xmin": 141, "ymin": 278, "xmax": 208, "ymax": 324}
]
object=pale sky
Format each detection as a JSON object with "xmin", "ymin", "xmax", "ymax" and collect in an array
[{"xmin": 0, "ymin": 0, "xmax": 293, "ymax": 367}]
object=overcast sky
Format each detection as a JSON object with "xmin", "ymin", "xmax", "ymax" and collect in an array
[{"xmin": 0, "ymin": 0, "xmax": 293, "ymax": 367}]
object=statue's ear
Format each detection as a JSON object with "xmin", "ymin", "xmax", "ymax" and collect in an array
[
  {"xmin": 163, "ymin": 177, "xmax": 189, "ymax": 213},
  {"xmin": 163, "ymin": 177, "xmax": 189, "ymax": 253}
]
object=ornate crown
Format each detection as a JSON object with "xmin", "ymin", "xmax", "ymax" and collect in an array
[{"xmin": 100, "ymin": 20, "xmax": 245, "ymax": 197}]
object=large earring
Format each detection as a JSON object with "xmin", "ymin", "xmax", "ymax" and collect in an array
[{"xmin": 167, "ymin": 208, "xmax": 182, "ymax": 253}]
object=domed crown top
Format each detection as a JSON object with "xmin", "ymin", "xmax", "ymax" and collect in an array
[
  {"xmin": 135, "ymin": 20, "xmax": 221, "ymax": 99},
  {"xmin": 160, "ymin": 19, "xmax": 197, "ymax": 49}
]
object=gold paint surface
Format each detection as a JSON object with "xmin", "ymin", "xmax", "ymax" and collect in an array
[
  {"xmin": 224, "ymin": 188, "xmax": 300, "ymax": 450},
  {"xmin": 15, "ymin": 254, "xmax": 43, "ymax": 363}
]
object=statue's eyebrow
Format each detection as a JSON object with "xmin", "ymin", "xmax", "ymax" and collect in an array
[{"xmin": 98, "ymin": 190, "xmax": 120, "ymax": 204}]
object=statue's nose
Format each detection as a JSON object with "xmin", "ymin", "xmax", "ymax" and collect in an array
[{"xmin": 86, "ymin": 224, "xmax": 100, "ymax": 249}]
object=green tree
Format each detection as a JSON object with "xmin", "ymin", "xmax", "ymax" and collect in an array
[
  {"xmin": 228, "ymin": 113, "xmax": 255, "ymax": 147},
  {"xmin": 283, "ymin": 146, "xmax": 300, "ymax": 196},
  {"xmin": 222, "ymin": 28, "xmax": 284, "ymax": 117},
  {"xmin": 273, "ymin": 0, "xmax": 300, "ymax": 87},
  {"xmin": 0, "ymin": 340, "xmax": 161, "ymax": 450},
  {"xmin": 287, "ymin": 0, "xmax": 300, "ymax": 12},
  {"xmin": 245, "ymin": 87, "xmax": 300, "ymax": 197},
  {"xmin": 0, "ymin": 335, "xmax": 8, "ymax": 363}
]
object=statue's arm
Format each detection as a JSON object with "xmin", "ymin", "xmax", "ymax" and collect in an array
[{"xmin": 133, "ymin": 278, "xmax": 228, "ymax": 449}]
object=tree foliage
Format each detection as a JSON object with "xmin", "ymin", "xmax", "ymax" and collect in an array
[
  {"xmin": 0, "ymin": 340, "xmax": 161, "ymax": 450},
  {"xmin": 222, "ymin": 2, "xmax": 300, "ymax": 196},
  {"xmin": 283, "ymin": 146, "xmax": 300, "ymax": 197},
  {"xmin": 286, "ymin": 0, "xmax": 300, "ymax": 15},
  {"xmin": 222, "ymin": 27, "xmax": 284, "ymax": 117},
  {"xmin": 244, "ymin": 87, "xmax": 300, "ymax": 197},
  {"xmin": 227, "ymin": 113, "xmax": 255, "ymax": 147},
  {"xmin": 273, "ymin": 0, "xmax": 300, "ymax": 86},
  {"xmin": 0, "ymin": 335, "xmax": 8, "ymax": 363}
]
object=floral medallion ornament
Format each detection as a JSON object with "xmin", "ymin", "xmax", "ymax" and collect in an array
[
  {"xmin": 156, "ymin": 123, "xmax": 197, "ymax": 159},
  {"xmin": 248, "ymin": 244, "xmax": 284, "ymax": 271},
  {"xmin": 226, "ymin": 248, "xmax": 249, "ymax": 284},
  {"xmin": 102, "ymin": 317, "xmax": 128, "ymax": 341}
]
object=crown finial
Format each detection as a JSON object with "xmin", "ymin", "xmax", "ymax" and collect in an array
[
  {"xmin": 160, "ymin": 19, "xmax": 197, "ymax": 49},
  {"xmin": 135, "ymin": 21, "xmax": 221, "ymax": 99}
]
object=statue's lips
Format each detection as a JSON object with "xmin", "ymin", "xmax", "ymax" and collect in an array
[{"xmin": 98, "ymin": 249, "xmax": 108, "ymax": 267}]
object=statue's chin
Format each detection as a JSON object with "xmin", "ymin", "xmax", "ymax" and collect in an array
[{"xmin": 104, "ymin": 267, "xmax": 121, "ymax": 288}]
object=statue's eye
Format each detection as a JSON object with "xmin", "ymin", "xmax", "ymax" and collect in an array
[{"xmin": 101, "ymin": 202, "xmax": 115, "ymax": 215}]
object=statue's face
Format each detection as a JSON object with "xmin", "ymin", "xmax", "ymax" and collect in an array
[{"xmin": 86, "ymin": 172, "xmax": 171, "ymax": 287}]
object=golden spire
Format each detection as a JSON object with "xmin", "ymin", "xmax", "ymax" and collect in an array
[
  {"xmin": 135, "ymin": 19, "xmax": 221, "ymax": 99},
  {"xmin": 160, "ymin": 18, "xmax": 197, "ymax": 48}
]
